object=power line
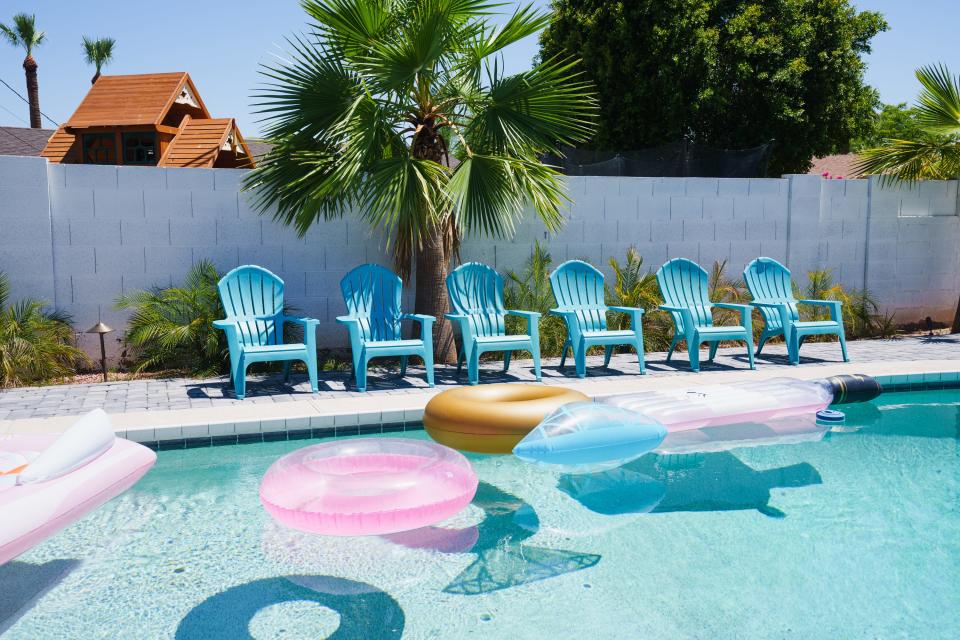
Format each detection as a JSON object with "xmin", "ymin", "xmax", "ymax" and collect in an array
[
  {"xmin": 0, "ymin": 126, "xmax": 45, "ymax": 152},
  {"xmin": 0, "ymin": 76, "xmax": 60, "ymax": 127},
  {"xmin": 0, "ymin": 100, "xmax": 29, "ymax": 126}
]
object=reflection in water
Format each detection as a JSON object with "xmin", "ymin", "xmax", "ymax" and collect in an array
[
  {"xmin": 561, "ymin": 452, "xmax": 822, "ymax": 519},
  {"xmin": 385, "ymin": 482, "xmax": 601, "ymax": 596},
  {"xmin": 174, "ymin": 575, "xmax": 403, "ymax": 640},
  {"xmin": 0, "ymin": 559, "xmax": 80, "ymax": 634},
  {"xmin": 841, "ymin": 400, "xmax": 960, "ymax": 439}
]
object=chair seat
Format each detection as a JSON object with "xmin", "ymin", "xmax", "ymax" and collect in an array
[
  {"xmin": 366, "ymin": 339, "xmax": 423, "ymax": 349},
  {"xmin": 475, "ymin": 334, "xmax": 531, "ymax": 345},
  {"xmin": 242, "ymin": 343, "xmax": 306, "ymax": 354},
  {"xmin": 696, "ymin": 325, "xmax": 747, "ymax": 335},
  {"xmin": 794, "ymin": 320, "xmax": 841, "ymax": 330},
  {"xmin": 583, "ymin": 329, "xmax": 637, "ymax": 340}
]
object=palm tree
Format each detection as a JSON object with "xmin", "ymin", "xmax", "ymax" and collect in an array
[
  {"xmin": 82, "ymin": 36, "xmax": 116, "ymax": 85},
  {"xmin": 0, "ymin": 273, "xmax": 87, "ymax": 387},
  {"xmin": 857, "ymin": 65, "xmax": 960, "ymax": 331},
  {"xmin": 244, "ymin": 0, "xmax": 596, "ymax": 361},
  {"xmin": 0, "ymin": 14, "xmax": 45, "ymax": 128}
]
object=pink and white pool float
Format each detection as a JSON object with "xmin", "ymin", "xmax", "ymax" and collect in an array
[
  {"xmin": 0, "ymin": 409, "xmax": 157, "ymax": 565},
  {"xmin": 259, "ymin": 438, "xmax": 479, "ymax": 536}
]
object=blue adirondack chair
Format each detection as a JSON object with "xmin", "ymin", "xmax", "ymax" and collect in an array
[
  {"xmin": 549, "ymin": 260, "xmax": 645, "ymax": 378},
  {"xmin": 338, "ymin": 264, "xmax": 435, "ymax": 392},
  {"xmin": 445, "ymin": 262, "xmax": 541, "ymax": 385},
  {"xmin": 213, "ymin": 265, "xmax": 318, "ymax": 400},
  {"xmin": 656, "ymin": 258, "xmax": 755, "ymax": 372},
  {"xmin": 743, "ymin": 257, "xmax": 848, "ymax": 365}
]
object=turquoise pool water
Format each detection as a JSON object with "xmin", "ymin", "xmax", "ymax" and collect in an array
[{"xmin": 2, "ymin": 389, "xmax": 958, "ymax": 639}]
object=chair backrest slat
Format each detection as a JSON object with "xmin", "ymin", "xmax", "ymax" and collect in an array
[
  {"xmin": 341, "ymin": 264, "xmax": 403, "ymax": 342},
  {"xmin": 656, "ymin": 258, "xmax": 712, "ymax": 331},
  {"xmin": 217, "ymin": 265, "xmax": 284, "ymax": 347},
  {"xmin": 446, "ymin": 263, "xmax": 507, "ymax": 338},
  {"xmin": 743, "ymin": 257, "xmax": 800, "ymax": 329},
  {"xmin": 549, "ymin": 260, "xmax": 608, "ymax": 332}
]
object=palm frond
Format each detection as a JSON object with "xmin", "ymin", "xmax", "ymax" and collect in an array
[{"xmin": 915, "ymin": 64, "xmax": 960, "ymax": 135}]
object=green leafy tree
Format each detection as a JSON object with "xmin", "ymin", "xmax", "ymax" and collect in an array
[
  {"xmin": 540, "ymin": 0, "xmax": 887, "ymax": 175},
  {"xmin": 82, "ymin": 36, "xmax": 115, "ymax": 85},
  {"xmin": 851, "ymin": 103, "xmax": 927, "ymax": 152},
  {"xmin": 115, "ymin": 261, "xmax": 227, "ymax": 376},
  {"xmin": 0, "ymin": 13, "xmax": 45, "ymax": 128},
  {"xmin": 244, "ymin": 0, "xmax": 596, "ymax": 362},
  {"xmin": 0, "ymin": 273, "xmax": 86, "ymax": 387}
]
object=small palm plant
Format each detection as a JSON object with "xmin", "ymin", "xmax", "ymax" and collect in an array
[
  {"xmin": 82, "ymin": 36, "xmax": 115, "ymax": 84},
  {"xmin": 0, "ymin": 13, "xmax": 45, "ymax": 128},
  {"xmin": 0, "ymin": 273, "xmax": 86, "ymax": 387},
  {"xmin": 606, "ymin": 248, "xmax": 671, "ymax": 350},
  {"xmin": 803, "ymin": 269, "xmax": 880, "ymax": 338},
  {"xmin": 502, "ymin": 242, "xmax": 567, "ymax": 357},
  {"xmin": 115, "ymin": 261, "xmax": 227, "ymax": 376}
]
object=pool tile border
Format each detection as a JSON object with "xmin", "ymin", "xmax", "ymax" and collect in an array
[{"xmin": 873, "ymin": 371, "xmax": 960, "ymax": 392}]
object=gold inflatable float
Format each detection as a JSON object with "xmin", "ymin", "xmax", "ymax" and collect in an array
[{"xmin": 423, "ymin": 384, "xmax": 589, "ymax": 453}]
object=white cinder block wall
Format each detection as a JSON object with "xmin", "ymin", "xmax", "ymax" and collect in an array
[{"xmin": 0, "ymin": 156, "xmax": 956, "ymax": 360}]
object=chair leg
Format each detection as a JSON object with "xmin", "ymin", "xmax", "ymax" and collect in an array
[
  {"xmin": 559, "ymin": 339, "xmax": 571, "ymax": 369},
  {"xmin": 688, "ymin": 340, "xmax": 701, "ymax": 373},
  {"xmin": 745, "ymin": 338, "xmax": 755, "ymax": 370},
  {"xmin": 666, "ymin": 336, "xmax": 680, "ymax": 362},
  {"xmin": 468, "ymin": 348, "xmax": 480, "ymax": 386},
  {"xmin": 355, "ymin": 356, "xmax": 369, "ymax": 392},
  {"xmin": 422, "ymin": 336, "xmax": 435, "ymax": 389},
  {"xmin": 400, "ymin": 355, "xmax": 408, "ymax": 377},
  {"xmin": 531, "ymin": 341, "xmax": 542, "ymax": 382},
  {"xmin": 234, "ymin": 357, "xmax": 248, "ymax": 400},
  {"xmin": 635, "ymin": 337, "xmax": 646, "ymax": 374},
  {"xmin": 503, "ymin": 351, "xmax": 511, "ymax": 372},
  {"xmin": 788, "ymin": 328, "xmax": 800, "ymax": 365},
  {"xmin": 305, "ymin": 354, "xmax": 319, "ymax": 394},
  {"xmin": 755, "ymin": 334, "xmax": 768, "ymax": 356},
  {"xmin": 282, "ymin": 361, "xmax": 292, "ymax": 383},
  {"xmin": 603, "ymin": 345, "xmax": 614, "ymax": 368},
  {"xmin": 838, "ymin": 329, "xmax": 849, "ymax": 362},
  {"xmin": 708, "ymin": 341, "xmax": 719, "ymax": 362},
  {"xmin": 574, "ymin": 341, "xmax": 587, "ymax": 378}
]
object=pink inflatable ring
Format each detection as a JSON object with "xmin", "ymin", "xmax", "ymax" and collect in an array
[{"xmin": 260, "ymin": 438, "xmax": 478, "ymax": 536}]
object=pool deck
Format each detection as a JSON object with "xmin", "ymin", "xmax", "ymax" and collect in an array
[{"xmin": 1, "ymin": 335, "xmax": 958, "ymax": 445}]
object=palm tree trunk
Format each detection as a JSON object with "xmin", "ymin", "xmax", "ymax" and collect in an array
[
  {"xmin": 414, "ymin": 219, "xmax": 457, "ymax": 363},
  {"xmin": 91, "ymin": 70, "xmax": 100, "ymax": 85},
  {"xmin": 23, "ymin": 56, "xmax": 41, "ymax": 129},
  {"xmin": 951, "ymin": 295, "xmax": 960, "ymax": 333}
]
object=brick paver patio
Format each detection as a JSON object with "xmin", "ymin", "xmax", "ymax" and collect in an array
[{"xmin": 1, "ymin": 335, "xmax": 956, "ymax": 421}]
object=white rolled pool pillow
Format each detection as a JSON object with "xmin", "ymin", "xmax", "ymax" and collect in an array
[{"xmin": 16, "ymin": 409, "xmax": 116, "ymax": 485}]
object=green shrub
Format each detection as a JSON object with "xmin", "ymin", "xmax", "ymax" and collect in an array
[
  {"xmin": 115, "ymin": 260, "xmax": 228, "ymax": 376},
  {"xmin": 0, "ymin": 272, "xmax": 87, "ymax": 387},
  {"xmin": 503, "ymin": 241, "xmax": 568, "ymax": 357}
]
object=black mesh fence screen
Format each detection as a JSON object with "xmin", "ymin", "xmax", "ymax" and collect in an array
[{"xmin": 543, "ymin": 140, "xmax": 773, "ymax": 178}]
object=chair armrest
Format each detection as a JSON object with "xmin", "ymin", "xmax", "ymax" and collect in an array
[
  {"xmin": 798, "ymin": 299, "xmax": 843, "ymax": 322},
  {"xmin": 750, "ymin": 301, "xmax": 791, "ymax": 309},
  {"xmin": 212, "ymin": 319, "xmax": 236, "ymax": 330},
  {"xmin": 506, "ymin": 309, "xmax": 541, "ymax": 319},
  {"xmin": 335, "ymin": 315, "xmax": 359, "ymax": 325},
  {"xmin": 713, "ymin": 302, "xmax": 753, "ymax": 326},
  {"xmin": 281, "ymin": 315, "xmax": 319, "ymax": 329},
  {"xmin": 402, "ymin": 313, "xmax": 435, "ymax": 330},
  {"xmin": 549, "ymin": 308, "xmax": 577, "ymax": 317},
  {"xmin": 609, "ymin": 305, "xmax": 645, "ymax": 316},
  {"xmin": 798, "ymin": 299, "xmax": 843, "ymax": 308},
  {"xmin": 659, "ymin": 304, "xmax": 688, "ymax": 313}
]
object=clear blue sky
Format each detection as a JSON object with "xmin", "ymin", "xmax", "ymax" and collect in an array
[{"xmin": 1, "ymin": 0, "xmax": 955, "ymax": 137}]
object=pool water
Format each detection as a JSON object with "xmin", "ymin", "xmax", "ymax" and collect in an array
[{"xmin": 2, "ymin": 389, "xmax": 958, "ymax": 639}]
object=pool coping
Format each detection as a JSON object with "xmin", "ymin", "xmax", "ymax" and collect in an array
[{"xmin": 1, "ymin": 359, "xmax": 958, "ymax": 450}]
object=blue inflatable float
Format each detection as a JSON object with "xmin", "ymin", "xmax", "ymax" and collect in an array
[{"xmin": 513, "ymin": 402, "xmax": 666, "ymax": 472}]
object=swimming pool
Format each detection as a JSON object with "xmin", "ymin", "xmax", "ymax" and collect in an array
[{"xmin": 2, "ymin": 389, "xmax": 958, "ymax": 639}]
